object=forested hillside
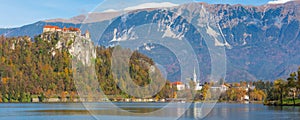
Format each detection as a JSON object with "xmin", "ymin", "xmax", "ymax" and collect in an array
[{"xmin": 0, "ymin": 34, "xmax": 173, "ymax": 102}]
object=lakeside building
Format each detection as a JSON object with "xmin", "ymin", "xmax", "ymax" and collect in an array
[
  {"xmin": 171, "ymin": 68, "xmax": 204, "ymax": 91},
  {"xmin": 228, "ymin": 83, "xmax": 256, "ymax": 92},
  {"xmin": 210, "ymin": 84, "xmax": 229, "ymax": 93},
  {"xmin": 172, "ymin": 81, "xmax": 185, "ymax": 91}
]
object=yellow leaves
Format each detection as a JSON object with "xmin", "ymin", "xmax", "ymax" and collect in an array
[
  {"xmin": 44, "ymin": 89, "xmax": 53, "ymax": 99},
  {"xmin": 234, "ymin": 83, "xmax": 240, "ymax": 87},
  {"xmin": 274, "ymin": 79, "xmax": 286, "ymax": 89},
  {"xmin": 250, "ymin": 89, "xmax": 266, "ymax": 101},
  {"xmin": 1, "ymin": 77, "xmax": 9, "ymax": 84},
  {"xmin": 226, "ymin": 87, "xmax": 247, "ymax": 101},
  {"xmin": 274, "ymin": 79, "xmax": 285, "ymax": 85},
  {"xmin": 34, "ymin": 87, "xmax": 43, "ymax": 95},
  {"xmin": 64, "ymin": 68, "xmax": 69, "ymax": 74},
  {"xmin": 201, "ymin": 84, "xmax": 211, "ymax": 100},
  {"xmin": 274, "ymin": 80, "xmax": 280, "ymax": 85},
  {"xmin": 69, "ymin": 91, "xmax": 76, "ymax": 102},
  {"xmin": 68, "ymin": 69, "xmax": 72, "ymax": 74},
  {"xmin": 25, "ymin": 56, "xmax": 31, "ymax": 63},
  {"xmin": 0, "ymin": 57, "xmax": 5, "ymax": 63},
  {"xmin": 61, "ymin": 91, "xmax": 68, "ymax": 99},
  {"xmin": 155, "ymin": 94, "xmax": 161, "ymax": 100},
  {"xmin": 173, "ymin": 91, "xmax": 177, "ymax": 98}
]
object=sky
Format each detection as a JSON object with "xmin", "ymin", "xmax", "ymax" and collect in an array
[{"xmin": 0, "ymin": 0, "xmax": 293, "ymax": 28}]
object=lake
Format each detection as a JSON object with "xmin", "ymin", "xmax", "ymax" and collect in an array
[{"xmin": 0, "ymin": 103, "xmax": 299, "ymax": 120}]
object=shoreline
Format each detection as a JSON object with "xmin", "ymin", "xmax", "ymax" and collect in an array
[
  {"xmin": 264, "ymin": 99, "xmax": 300, "ymax": 106},
  {"xmin": 0, "ymin": 100, "xmax": 264, "ymax": 104},
  {"xmin": 264, "ymin": 103, "xmax": 300, "ymax": 106}
]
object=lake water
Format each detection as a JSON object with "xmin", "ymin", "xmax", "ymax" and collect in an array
[{"xmin": 0, "ymin": 103, "xmax": 299, "ymax": 120}]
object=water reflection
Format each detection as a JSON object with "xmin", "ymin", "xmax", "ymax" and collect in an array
[
  {"xmin": 180, "ymin": 103, "xmax": 300, "ymax": 120},
  {"xmin": 179, "ymin": 103, "xmax": 202, "ymax": 119},
  {"xmin": 268, "ymin": 106, "xmax": 300, "ymax": 112},
  {"xmin": 1, "ymin": 103, "xmax": 300, "ymax": 120}
]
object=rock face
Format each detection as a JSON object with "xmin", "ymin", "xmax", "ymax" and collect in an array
[
  {"xmin": 1, "ymin": 1, "xmax": 300, "ymax": 82},
  {"xmin": 41, "ymin": 31, "xmax": 96, "ymax": 66}
]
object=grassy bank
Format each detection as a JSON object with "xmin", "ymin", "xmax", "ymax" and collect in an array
[{"xmin": 264, "ymin": 98, "xmax": 300, "ymax": 106}]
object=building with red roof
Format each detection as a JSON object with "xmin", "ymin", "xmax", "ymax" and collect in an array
[
  {"xmin": 43, "ymin": 25, "xmax": 90, "ymax": 39},
  {"xmin": 43, "ymin": 25, "xmax": 61, "ymax": 32},
  {"xmin": 43, "ymin": 25, "xmax": 81, "ymax": 35},
  {"xmin": 171, "ymin": 81, "xmax": 185, "ymax": 91}
]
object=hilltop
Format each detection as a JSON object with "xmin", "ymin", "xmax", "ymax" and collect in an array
[{"xmin": 0, "ymin": 30, "xmax": 173, "ymax": 102}]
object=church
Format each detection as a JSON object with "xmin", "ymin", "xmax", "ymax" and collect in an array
[{"xmin": 193, "ymin": 68, "xmax": 203, "ymax": 91}]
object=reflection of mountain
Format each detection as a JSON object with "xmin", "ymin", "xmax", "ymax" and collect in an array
[{"xmin": 1, "ymin": 1, "xmax": 300, "ymax": 82}]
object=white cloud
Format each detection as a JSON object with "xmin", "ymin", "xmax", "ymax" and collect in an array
[{"xmin": 268, "ymin": 0, "xmax": 294, "ymax": 4}]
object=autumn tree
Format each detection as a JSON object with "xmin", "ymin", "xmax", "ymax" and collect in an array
[
  {"xmin": 287, "ymin": 72, "xmax": 297, "ymax": 105},
  {"xmin": 273, "ymin": 79, "xmax": 287, "ymax": 105}
]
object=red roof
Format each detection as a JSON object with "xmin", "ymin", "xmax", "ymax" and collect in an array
[
  {"xmin": 44, "ymin": 25, "xmax": 81, "ymax": 32},
  {"xmin": 172, "ymin": 81, "xmax": 183, "ymax": 85},
  {"xmin": 62, "ymin": 26, "xmax": 80, "ymax": 32},
  {"xmin": 44, "ymin": 25, "xmax": 60, "ymax": 29},
  {"xmin": 68, "ymin": 27, "xmax": 80, "ymax": 32}
]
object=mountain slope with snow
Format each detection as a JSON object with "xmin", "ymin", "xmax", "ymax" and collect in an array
[
  {"xmin": 124, "ymin": 2, "xmax": 179, "ymax": 11},
  {"xmin": 1, "ymin": 1, "xmax": 300, "ymax": 82},
  {"xmin": 268, "ymin": 0, "xmax": 295, "ymax": 4}
]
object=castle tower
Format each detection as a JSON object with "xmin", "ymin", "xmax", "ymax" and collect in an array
[
  {"xmin": 63, "ymin": 26, "xmax": 67, "ymax": 32},
  {"xmin": 85, "ymin": 30, "xmax": 90, "ymax": 39}
]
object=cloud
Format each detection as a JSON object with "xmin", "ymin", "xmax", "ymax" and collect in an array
[{"xmin": 268, "ymin": 0, "xmax": 294, "ymax": 4}]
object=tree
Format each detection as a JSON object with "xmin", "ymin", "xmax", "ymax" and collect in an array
[
  {"xmin": 201, "ymin": 83, "xmax": 210, "ymax": 100},
  {"xmin": 297, "ymin": 67, "xmax": 300, "ymax": 98},
  {"xmin": 60, "ymin": 91, "xmax": 67, "ymax": 102},
  {"xmin": 0, "ymin": 34, "xmax": 177, "ymax": 102},
  {"xmin": 287, "ymin": 72, "xmax": 297, "ymax": 105},
  {"xmin": 44, "ymin": 89, "xmax": 53, "ymax": 100},
  {"xmin": 250, "ymin": 89, "xmax": 266, "ymax": 101},
  {"xmin": 273, "ymin": 79, "xmax": 287, "ymax": 105},
  {"xmin": 236, "ymin": 88, "xmax": 247, "ymax": 102}
]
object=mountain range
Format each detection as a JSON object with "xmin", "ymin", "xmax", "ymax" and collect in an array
[{"xmin": 1, "ymin": 1, "xmax": 300, "ymax": 82}]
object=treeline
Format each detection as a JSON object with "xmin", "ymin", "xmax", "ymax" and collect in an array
[
  {"xmin": 0, "ymin": 35, "xmax": 78, "ymax": 102},
  {"xmin": 189, "ymin": 81, "xmax": 266, "ymax": 102},
  {"xmin": 1, "ymin": 33, "xmax": 299, "ymax": 104},
  {"xmin": 186, "ymin": 71, "xmax": 300, "ymax": 104},
  {"xmin": 263, "ymin": 68, "xmax": 300, "ymax": 105},
  {"xmin": 0, "ymin": 34, "xmax": 174, "ymax": 102},
  {"xmin": 94, "ymin": 46, "xmax": 174, "ymax": 99},
  {"xmin": 207, "ymin": 67, "xmax": 300, "ymax": 104}
]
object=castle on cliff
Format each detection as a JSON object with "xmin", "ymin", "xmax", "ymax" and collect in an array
[{"xmin": 43, "ymin": 25, "xmax": 90, "ymax": 39}]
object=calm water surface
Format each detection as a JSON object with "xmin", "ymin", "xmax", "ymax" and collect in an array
[{"xmin": 0, "ymin": 103, "xmax": 299, "ymax": 120}]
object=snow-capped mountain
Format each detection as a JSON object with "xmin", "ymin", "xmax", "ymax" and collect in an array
[
  {"xmin": 268, "ymin": 0, "xmax": 295, "ymax": 4},
  {"xmin": 1, "ymin": 1, "xmax": 300, "ymax": 82}
]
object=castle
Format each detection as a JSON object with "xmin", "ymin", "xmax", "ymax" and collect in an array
[{"xmin": 43, "ymin": 25, "xmax": 90, "ymax": 39}]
